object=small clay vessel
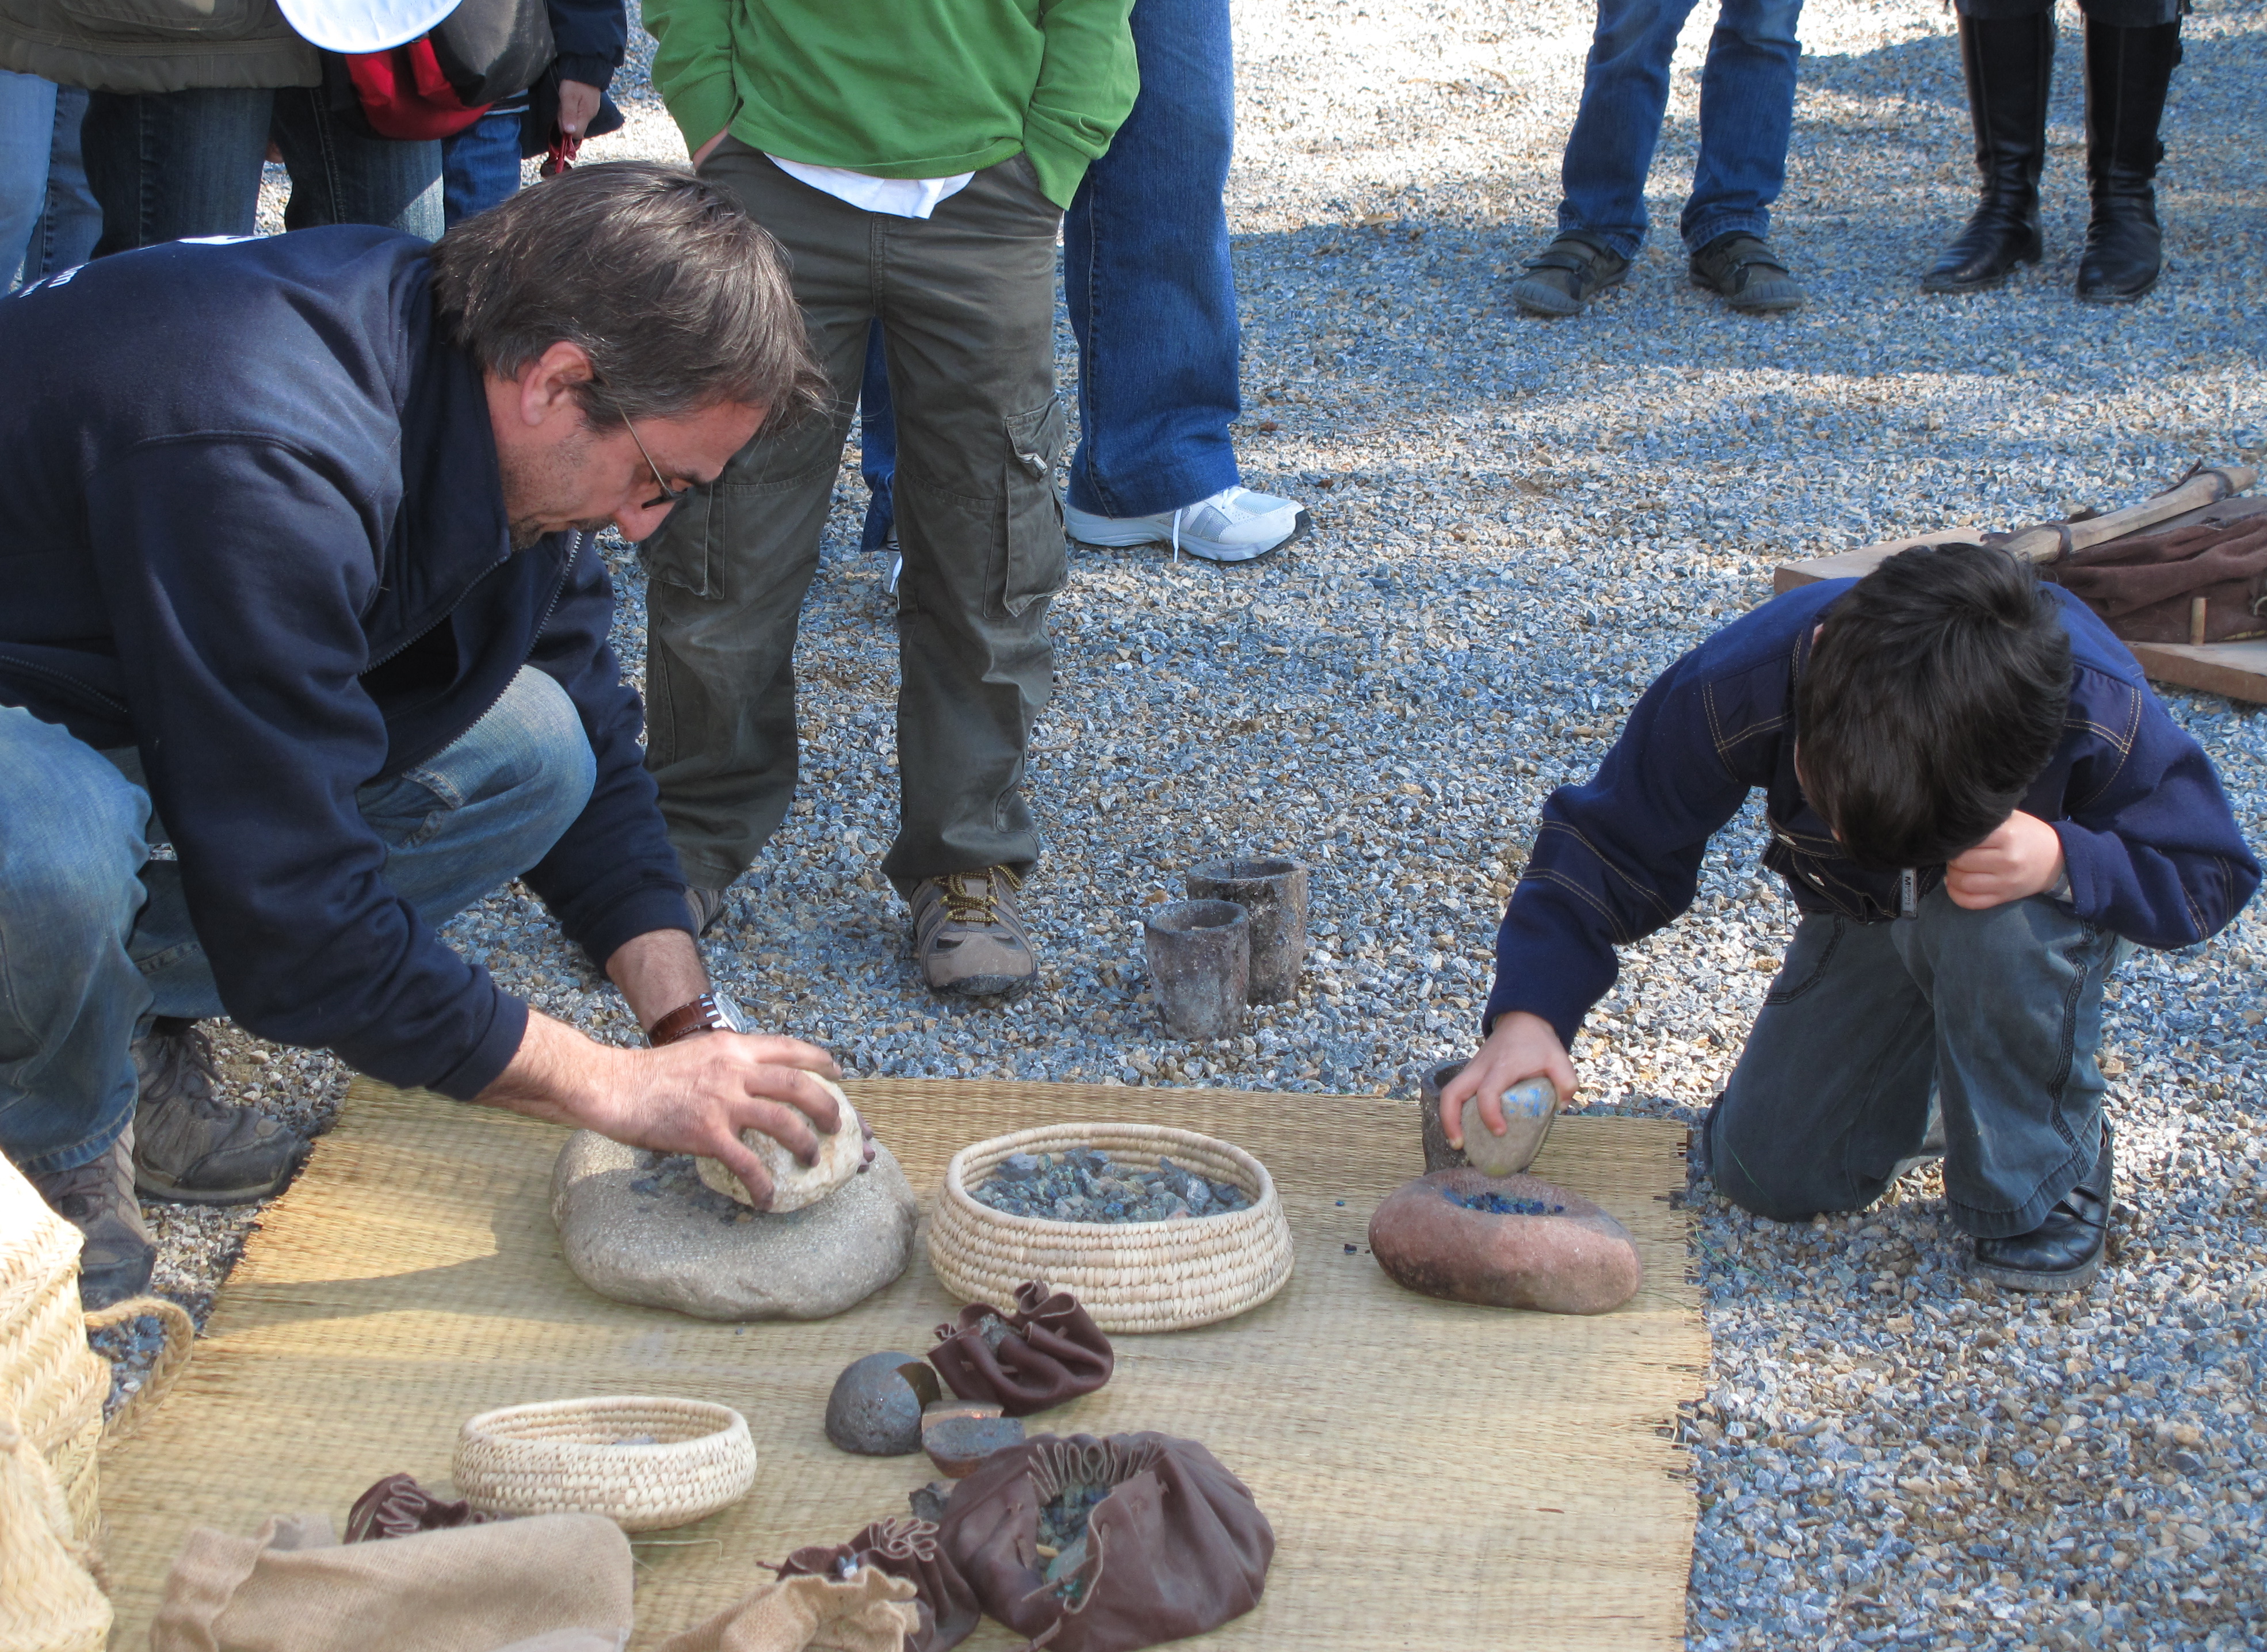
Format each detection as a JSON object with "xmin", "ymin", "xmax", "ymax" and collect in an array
[
  {"xmin": 825, "ymin": 1352, "xmax": 941, "ymax": 1456},
  {"xmin": 1186, "ymin": 856, "xmax": 1309, "ymax": 1004},
  {"xmin": 696, "ymin": 1081, "xmax": 864, "ymax": 1212},
  {"xmin": 1368, "ymin": 1168, "xmax": 1641, "ymax": 1315},
  {"xmin": 1143, "ymin": 900, "xmax": 1249, "ymax": 1040}
]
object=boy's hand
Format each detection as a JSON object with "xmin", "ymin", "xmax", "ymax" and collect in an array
[
  {"xmin": 1438, "ymin": 1012, "xmax": 1578, "ymax": 1147},
  {"xmin": 1946, "ymin": 810, "xmax": 2065, "ymax": 910}
]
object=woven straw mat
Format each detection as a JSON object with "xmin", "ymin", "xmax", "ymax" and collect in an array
[{"xmin": 98, "ymin": 1078, "xmax": 1707, "ymax": 1650}]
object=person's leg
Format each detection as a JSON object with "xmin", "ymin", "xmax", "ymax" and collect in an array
[
  {"xmin": 858, "ymin": 321, "xmax": 898, "ymax": 556},
  {"xmin": 1923, "ymin": 0, "xmax": 2055, "ymax": 294},
  {"xmin": 439, "ymin": 100, "xmax": 531, "ymax": 227},
  {"xmin": 1556, "ymin": 0, "xmax": 1705, "ymax": 258},
  {"xmin": 1062, "ymin": 0, "xmax": 1240, "ymax": 522},
  {"xmin": 639, "ymin": 144, "xmax": 866, "ymax": 901},
  {"xmin": 1679, "ymin": 0, "xmax": 1803, "ymax": 254},
  {"xmin": 82, "ymin": 87, "xmax": 270, "ymax": 256},
  {"xmin": 1707, "ymin": 913, "xmax": 1938, "ymax": 1221},
  {"xmin": 21, "ymin": 83, "xmax": 102, "ymax": 281},
  {"xmin": 0, "ymin": 71, "xmax": 57, "ymax": 288},
  {"xmin": 1888, "ymin": 887, "xmax": 2120, "ymax": 1240},
  {"xmin": 2073, "ymin": 0, "xmax": 2182, "ymax": 303},
  {"xmin": 269, "ymin": 86, "xmax": 445, "ymax": 241}
]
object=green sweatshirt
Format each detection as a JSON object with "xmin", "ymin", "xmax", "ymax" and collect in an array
[{"xmin": 644, "ymin": 0, "xmax": 1138, "ymax": 211}]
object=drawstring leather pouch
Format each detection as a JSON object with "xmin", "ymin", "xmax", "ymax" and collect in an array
[{"xmin": 929, "ymin": 1283, "xmax": 1113, "ymax": 1418}]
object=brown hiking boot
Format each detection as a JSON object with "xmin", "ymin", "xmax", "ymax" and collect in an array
[
  {"xmin": 29, "ymin": 1130, "xmax": 156, "ymax": 1309},
  {"xmin": 909, "ymin": 868, "xmax": 1038, "ymax": 997},
  {"xmin": 131, "ymin": 1018, "xmax": 310, "ymax": 1205}
]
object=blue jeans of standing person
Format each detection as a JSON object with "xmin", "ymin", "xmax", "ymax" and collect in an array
[
  {"xmin": 82, "ymin": 86, "xmax": 443, "ymax": 256},
  {"xmin": 1556, "ymin": 0, "xmax": 1804, "ymax": 258},
  {"xmin": 1706, "ymin": 886, "xmax": 2127, "ymax": 1241},
  {"xmin": 0, "ymin": 668, "xmax": 594, "ymax": 1177},
  {"xmin": 857, "ymin": 0, "xmax": 1246, "ymax": 537},
  {"xmin": 0, "ymin": 70, "xmax": 55, "ymax": 288},
  {"xmin": 19, "ymin": 82, "xmax": 101, "ymax": 283},
  {"xmin": 440, "ymin": 97, "xmax": 530, "ymax": 226}
]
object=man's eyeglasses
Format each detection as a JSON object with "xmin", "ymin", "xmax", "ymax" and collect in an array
[{"xmin": 620, "ymin": 415, "xmax": 690, "ymax": 512}]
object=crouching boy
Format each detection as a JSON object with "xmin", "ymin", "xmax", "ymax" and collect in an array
[{"xmin": 1445, "ymin": 543, "xmax": 2257, "ymax": 1291}]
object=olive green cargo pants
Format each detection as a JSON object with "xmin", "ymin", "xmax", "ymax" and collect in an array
[{"xmin": 640, "ymin": 141, "xmax": 1068, "ymax": 897}]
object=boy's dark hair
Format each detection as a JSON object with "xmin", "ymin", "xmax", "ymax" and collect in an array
[
  {"xmin": 428, "ymin": 161, "xmax": 827, "ymax": 430},
  {"xmin": 1795, "ymin": 541, "xmax": 2071, "ymax": 869}
]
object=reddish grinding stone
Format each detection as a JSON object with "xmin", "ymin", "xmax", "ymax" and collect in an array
[{"xmin": 1367, "ymin": 1168, "xmax": 1642, "ymax": 1315}]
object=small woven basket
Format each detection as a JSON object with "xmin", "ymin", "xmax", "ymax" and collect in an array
[
  {"xmin": 453, "ymin": 1396, "xmax": 757, "ymax": 1532},
  {"xmin": 928, "ymin": 1123, "xmax": 1295, "ymax": 1334}
]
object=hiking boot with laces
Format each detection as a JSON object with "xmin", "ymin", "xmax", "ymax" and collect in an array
[
  {"xmin": 29, "ymin": 1130, "xmax": 155, "ymax": 1309},
  {"xmin": 1508, "ymin": 234, "xmax": 1630, "ymax": 318},
  {"xmin": 131, "ymin": 1018, "xmax": 310, "ymax": 1205},
  {"xmin": 1063, "ymin": 485, "xmax": 1309, "ymax": 565},
  {"xmin": 909, "ymin": 867, "xmax": 1038, "ymax": 997},
  {"xmin": 1689, "ymin": 232, "xmax": 1806, "ymax": 312}
]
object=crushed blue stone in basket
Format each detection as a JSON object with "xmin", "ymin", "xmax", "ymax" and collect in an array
[{"xmin": 970, "ymin": 1146, "xmax": 1253, "ymax": 1223}]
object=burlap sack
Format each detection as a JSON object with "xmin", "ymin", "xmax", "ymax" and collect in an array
[
  {"xmin": 937, "ymin": 1433, "xmax": 1273, "ymax": 1652},
  {"xmin": 929, "ymin": 1283, "xmax": 1113, "ymax": 1417},
  {"xmin": 652, "ymin": 1568, "xmax": 919, "ymax": 1652},
  {"xmin": 779, "ymin": 1516, "xmax": 979, "ymax": 1652},
  {"xmin": 148, "ymin": 1510, "xmax": 633, "ymax": 1652}
]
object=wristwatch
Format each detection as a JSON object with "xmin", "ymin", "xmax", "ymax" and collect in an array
[{"xmin": 646, "ymin": 989, "xmax": 747, "ymax": 1048}]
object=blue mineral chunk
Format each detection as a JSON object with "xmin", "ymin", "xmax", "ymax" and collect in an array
[{"xmin": 998, "ymin": 1153, "xmax": 1041, "ymax": 1181}]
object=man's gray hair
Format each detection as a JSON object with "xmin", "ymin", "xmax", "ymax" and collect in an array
[{"xmin": 428, "ymin": 160, "xmax": 826, "ymax": 429}]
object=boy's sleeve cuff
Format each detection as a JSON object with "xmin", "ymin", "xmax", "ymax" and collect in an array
[
  {"xmin": 665, "ymin": 78, "xmax": 738, "ymax": 159},
  {"xmin": 555, "ymin": 54, "xmax": 617, "ymax": 89},
  {"xmin": 1018, "ymin": 129, "xmax": 1090, "ymax": 211}
]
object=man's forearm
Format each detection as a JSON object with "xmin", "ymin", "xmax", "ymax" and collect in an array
[{"xmin": 605, "ymin": 928, "xmax": 710, "ymax": 1033}]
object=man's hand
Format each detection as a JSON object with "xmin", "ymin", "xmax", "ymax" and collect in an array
[
  {"xmin": 476, "ymin": 1010, "xmax": 845, "ymax": 1208},
  {"xmin": 558, "ymin": 80, "xmax": 602, "ymax": 139},
  {"xmin": 1946, "ymin": 810, "xmax": 2064, "ymax": 910},
  {"xmin": 691, "ymin": 128, "xmax": 728, "ymax": 169},
  {"xmin": 1438, "ymin": 1011, "xmax": 1578, "ymax": 1149}
]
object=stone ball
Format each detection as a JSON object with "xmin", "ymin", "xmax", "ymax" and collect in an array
[{"xmin": 694, "ymin": 1081, "xmax": 865, "ymax": 1213}]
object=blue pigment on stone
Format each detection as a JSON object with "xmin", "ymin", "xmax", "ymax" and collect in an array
[{"xmin": 1442, "ymin": 1188, "xmax": 1566, "ymax": 1216}]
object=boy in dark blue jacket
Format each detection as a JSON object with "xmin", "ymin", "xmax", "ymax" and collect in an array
[{"xmin": 1444, "ymin": 543, "xmax": 2258, "ymax": 1291}]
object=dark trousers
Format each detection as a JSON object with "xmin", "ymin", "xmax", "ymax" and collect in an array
[
  {"xmin": 83, "ymin": 85, "xmax": 442, "ymax": 256},
  {"xmin": 1707, "ymin": 887, "xmax": 2127, "ymax": 1239},
  {"xmin": 640, "ymin": 143, "xmax": 1066, "ymax": 898},
  {"xmin": 1956, "ymin": 0, "xmax": 2178, "ymax": 25}
]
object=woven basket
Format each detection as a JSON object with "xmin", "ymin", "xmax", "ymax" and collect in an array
[
  {"xmin": 454, "ymin": 1395, "xmax": 757, "ymax": 1532},
  {"xmin": 927, "ymin": 1123, "xmax": 1296, "ymax": 1334}
]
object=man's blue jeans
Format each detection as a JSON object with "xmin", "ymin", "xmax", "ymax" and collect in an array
[
  {"xmin": 19, "ymin": 82, "xmax": 101, "ymax": 283},
  {"xmin": 440, "ymin": 98, "xmax": 530, "ymax": 226},
  {"xmin": 0, "ymin": 669, "xmax": 593, "ymax": 1177},
  {"xmin": 858, "ymin": 0, "xmax": 1247, "ymax": 537},
  {"xmin": 0, "ymin": 69, "xmax": 55, "ymax": 288},
  {"xmin": 82, "ymin": 86, "xmax": 443, "ymax": 256},
  {"xmin": 1707, "ymin": 887, "xmax": 2126, "ymax": 1239},
  {"xmin": 1558, "ymin": 0, "xmax": 1804, "ymax": 258}
]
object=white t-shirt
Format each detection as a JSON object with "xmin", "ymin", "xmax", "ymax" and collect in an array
[{"xmin": 766, "ymin": 157, "xmax": 976, "ymax": 220}]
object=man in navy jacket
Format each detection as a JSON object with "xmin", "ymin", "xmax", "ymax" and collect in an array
[
  {"xmin": 0, "ymin": 162, "xmax": 842, "ymax": 1306},
  {"xmin": 1445, "ymin": 544, "xmax": 2257, "ymax": 1291}
]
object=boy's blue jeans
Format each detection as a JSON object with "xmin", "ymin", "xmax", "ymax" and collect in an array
[
  {"xmin": 1557, "ymin": 0, "xmax": 1804, "ymax": 258},
  {"xmin": 858, "ymin": 0, "xmax": 1245, "ymax": 546},
  {"xmin": 0, "ymin": 669, "xmax": 594, "ymax": 1177},
  {"xmin": 1708, "ymin": 887, "xmax": 2125, "ymax": 1239}
]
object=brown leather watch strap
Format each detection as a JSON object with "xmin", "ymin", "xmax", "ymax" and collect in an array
[{"xmin": 647, "ymin": 993, "xmax": 730, "ymax": 1048}]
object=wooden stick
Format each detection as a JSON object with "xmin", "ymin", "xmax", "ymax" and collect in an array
[
  {"xmin": 2190, "ymin": 596, "xmax": 2209, "ymax": 647},
  {"xmin": 1999, "ymin": 464, "xmax": 2259, "ymax": 564}
]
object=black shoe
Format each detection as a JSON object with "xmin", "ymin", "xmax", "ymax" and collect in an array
[
  {"xmin": 2076, "ymin": 18, "xmax": 2180, "ymax": 304},
  {"xmin": 1971, "ymin": 1125, "xmax": 2113, "ymax": 1292},
  {"xmin": 30, "ymin": 1134, "xmax": 157, "ymax": 1310},
  {"xmin": 131, "ymin": 1018, "xmax": 309, "ymax": 1205},
  {"xmin": 1508, "ymin": 234, "xmax": 1629, "ymax": 318},
  {"xmin": 1688, "ymin": 234, "xmax": 1805, "ymax": 312},
  {"xmin": 1923, "ymin": 13, "xmax": 2053, "ymax": 294}
]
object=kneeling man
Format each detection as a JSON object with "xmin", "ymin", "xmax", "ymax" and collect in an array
[
  {"xmin": 1447, "ymin": 544, "xmax": 2257, "ymax": 1290},
  {"xmin": 0, "ymin": 163, "xmax": 844, "ymax": 1304}
]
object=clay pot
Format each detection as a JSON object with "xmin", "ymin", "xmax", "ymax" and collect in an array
[
  {"xmin": 1143, "ymin": 900, "xmax": 1249, "ymax": 1040},
  {"xmin": 1367, "ymin": 1168, "xmax": 1641, "ymax": 1315},
  {"xmin": 1186, "ymin": 856, "xmax": 1309, "ymax": 1004}
]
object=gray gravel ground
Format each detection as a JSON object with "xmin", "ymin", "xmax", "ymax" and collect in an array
[{"xmin": 180, "ymin": 0, "xmax": 2265, "ymax": 1644}]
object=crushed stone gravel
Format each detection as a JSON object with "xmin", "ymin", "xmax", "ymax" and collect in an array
[{"xmin": 157, "ymin": 0, "xmax": 2266, "ymax": 1643}]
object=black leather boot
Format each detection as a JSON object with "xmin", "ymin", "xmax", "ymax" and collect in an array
[
  {"xmin": 1972, "ymin": 1124, "xmax": 2113, "ymax": 1292},
  {"xmin": 1922, "ymin": 13, "xmax": 2054, "ymax": 294},
  {"xmin": 2077, "ymin": 18, "xmax": 2181, "ymax": 303}
]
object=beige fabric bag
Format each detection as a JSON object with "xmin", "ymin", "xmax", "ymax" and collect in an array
[
  {"xmin": 148, "ymin": 1510, "xmax": 635, "ymax": 1652},
  {"xmin": 0, "ymin": 1393, "xmax": 110, "ymax": 1652},
  {"xmin": 654, "ymin": 1568, "xmax": 919, "ymax": 1652}
]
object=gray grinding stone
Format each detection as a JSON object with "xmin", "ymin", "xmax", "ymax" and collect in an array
[
  {"xmin": 825, "ymin": 1352, "xmax": 939, "ymax": 1456},
  {"xmin": 550, "ymin": 1131, "xmax": 917, "ymax": 1321}
]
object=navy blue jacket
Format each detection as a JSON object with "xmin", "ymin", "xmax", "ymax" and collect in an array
[
  {"xmin": 0, "ymin": 229, "xmax": 690, "ymax": 1099},
  {"xmin": 1486, "ymin": 579, "xmax": 2261, "ymax": 1048}
]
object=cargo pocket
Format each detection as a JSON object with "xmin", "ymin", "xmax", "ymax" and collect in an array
[
  {"xmin": 636, "ymin": 486, "xmax": 717, "ymax": 600},
  {"xmin": 994, "ymin": 394, "xmax": 1069, "ymax": 620}
]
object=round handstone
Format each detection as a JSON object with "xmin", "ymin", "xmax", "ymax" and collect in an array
[
  {"xmin": 550, "ymin": 1132, "xmax": 917, "ymax": 1321},
  {"xmin": 825, "ymin": 1352, "xmax": 940, "ymax": 1456},
  {"xmin": 693, "ymin": 1081, "xmax": 866, "ymax": 1212},
  {"xmin": 1368, "ymin": 1168, "xmax": 1642, "ymax": 1315}
]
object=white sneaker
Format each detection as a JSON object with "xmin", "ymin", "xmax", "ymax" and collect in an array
[{"xmin": 1062, "ymin": 484, "xmax": 1311, "ymax": 564}]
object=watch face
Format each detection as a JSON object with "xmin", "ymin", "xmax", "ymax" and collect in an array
[{"xmin": 709, "ymin": 989, "xmax": 749, "ymax": 1036}]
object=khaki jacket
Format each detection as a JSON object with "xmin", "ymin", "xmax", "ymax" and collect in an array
[{"xmin": 0, "ymin": 0, "xmax": 319, "ymax": 93}]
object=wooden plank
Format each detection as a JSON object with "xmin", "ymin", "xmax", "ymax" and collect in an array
[{"xmin": 1771, "ymin": 529, "xmax": 1983, "ymax": 594}]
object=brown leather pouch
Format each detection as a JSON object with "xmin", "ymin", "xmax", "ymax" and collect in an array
[
  {"xmin": 937, "ymin": 1433, "xmax": 1273, "ymax": 1652},
  {"xmin": 929, "ymin": 1283, "xmax": 1113, "ymax": 1418},
  {"xmin": 345, "ymin": 1473, "xmax": 497, "ymax": 1543},
  {"xmin": 778, "ymin": 1516, "xmax": 979, "ymax": 1652}
]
